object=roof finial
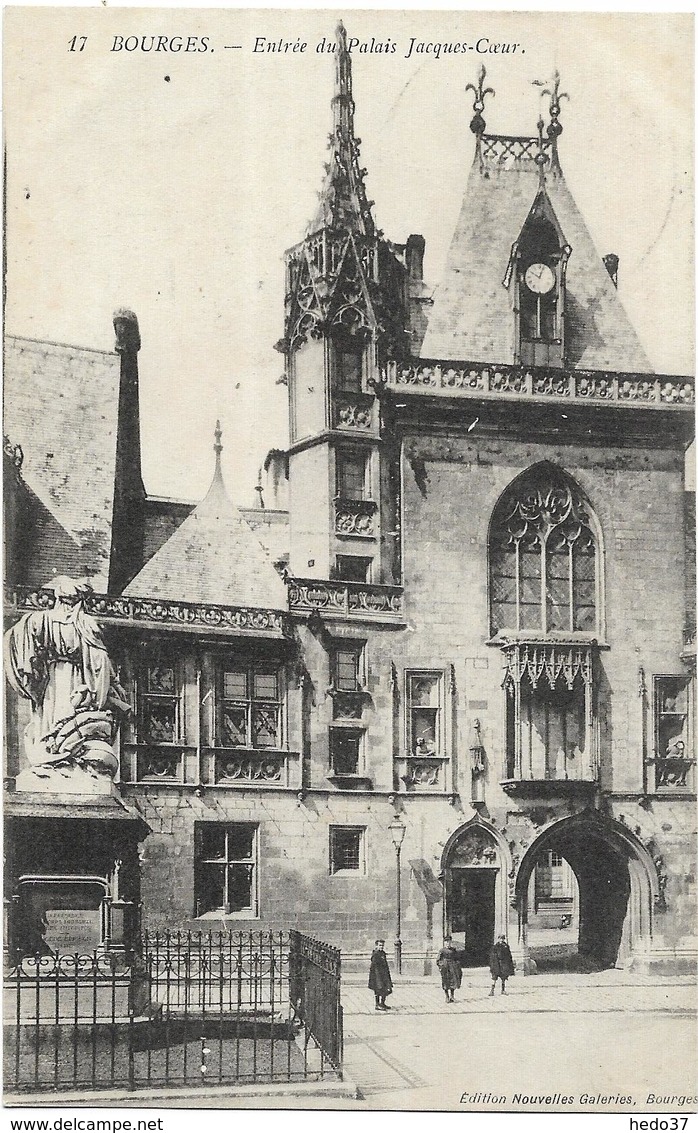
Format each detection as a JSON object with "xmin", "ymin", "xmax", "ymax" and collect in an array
[
  {"xmin": 214, "ymin": 419, "xmax": 222, "ymax": 461},
  {"xmin": 542, "ymin": 70, "xmax": 568, "ymax": 139},
  {"xmin": 534, "ymin": 117, "xmax": 548, "ymax": 186},
  {"xmin": 533, "ymin": 70, "xmax": 568, "ymax": 172},
  {"xmin": 466, "ymin": 65, "xmax": 495, "ymax": 137}
]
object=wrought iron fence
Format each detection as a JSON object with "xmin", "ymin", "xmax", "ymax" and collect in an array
[
  {"xmin": 289, "ymin": 930, "xmax": 343, "ymax": 1072},
  {"xmin": 4, "ymin": 930, "xmax": 343, "ymax": 1094}
]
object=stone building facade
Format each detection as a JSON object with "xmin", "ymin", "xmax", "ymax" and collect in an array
[{"xmin": 4, "ymin": 27, "xmax": 695, "ymax": 973}]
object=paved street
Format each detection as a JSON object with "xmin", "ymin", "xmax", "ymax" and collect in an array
[{"xmin": 340, "ymin": 971, "xmax": 698, "ymax": 1111}]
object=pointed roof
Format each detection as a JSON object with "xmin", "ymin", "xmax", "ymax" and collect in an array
[
  {"xmin": 124, "ymin": 423, "xmax": 287, "ymax": 610},
  {"xmin": 4, "ymin": 336, "xmax": 121, "ymax": 590},
  {"xmin": 309, "ymin": 22, "xmax": 376, "ymax": 237},
  {"xmin": 421, "ymin": 76, "xmax": 653, "ymax": 373}
]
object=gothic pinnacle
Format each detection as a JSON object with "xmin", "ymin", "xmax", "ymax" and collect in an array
[{"xmin": 308, "ymin": 22, "xmax": 375, "ymax": 236}]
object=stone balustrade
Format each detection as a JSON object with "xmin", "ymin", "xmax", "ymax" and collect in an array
[
  {"xmin": 380, "ymin": 360, "xmax": 694, "ymax": 408},
  {"xmin": 288, "ymin": 578, "xmax": 404, "ymax": 622}
]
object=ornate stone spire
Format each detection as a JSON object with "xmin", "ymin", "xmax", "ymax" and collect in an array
[{"xmin": 309, "ymin": 22, "xmax": 375, "ymax": 235}]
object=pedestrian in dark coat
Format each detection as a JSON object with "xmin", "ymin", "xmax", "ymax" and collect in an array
[
  {"xmin": 489, "ymin": 935, "xmax": 515, "ymax": 996},
  {"xmin": 368, "ymin": 939, "xmax": 393, "ymax": 1010},
  {"xmin": 437, "ymin": 937, "xmax": 462, "ymax": 1003}
]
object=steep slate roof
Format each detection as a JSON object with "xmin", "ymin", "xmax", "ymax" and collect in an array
[
  {"xmin": 4, "ymin": 336, "xmax": 121, "ymax": 589},
  {"xmin": 124, "ymin": 431, "xmax": 288, "ymax": 610},
  {"xmin": 420, "ymin": 149, "xmax": 653, "ymax": 373}
]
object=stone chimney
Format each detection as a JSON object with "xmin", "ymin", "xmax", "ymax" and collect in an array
[
  {"xmin": 406, "ymin": 234, "xmax": 425, "ymax": 282},
  {"xmin": 109, "ymin": 309, "xmax": 145, "ymax": 592},
  {"xmin": 263, "ymin": 448, "xmax": 289, "ymax": 511}
]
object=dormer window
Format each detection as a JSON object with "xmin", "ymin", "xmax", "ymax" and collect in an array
[{"xmin": 511, "ymin": 193, "xmax": 570, "ymax": 369}]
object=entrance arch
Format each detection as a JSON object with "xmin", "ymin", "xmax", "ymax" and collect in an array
[
  {"xmin": 515, "ymin": 813, "xmax": 657, "ymax": 968},
  {"xmin": 441, "ymin": 817, "xmax": 510, "ymax": 965}
]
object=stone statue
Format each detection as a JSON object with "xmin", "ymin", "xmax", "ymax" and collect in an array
[{"xmin": 5, "ymin": 577, "xmax": 129, "ymax": 793}]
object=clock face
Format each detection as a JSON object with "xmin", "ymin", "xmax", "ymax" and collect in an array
[{"xmin": 524, "ymin": 262, "xmax": 556, "ymax": 295}]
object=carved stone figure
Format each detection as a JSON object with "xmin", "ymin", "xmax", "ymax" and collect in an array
[{"xmin": 5, "ymin": 577, "xmax": 129, "ymax": 793}]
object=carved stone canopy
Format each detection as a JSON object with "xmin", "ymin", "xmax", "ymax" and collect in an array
[{"xmin": 448, "ymin": 827, "xmax": 500, "ymax": 868}]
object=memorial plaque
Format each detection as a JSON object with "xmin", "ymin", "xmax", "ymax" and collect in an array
[
  {"xmin": 44, "ymin": 908, "xmax": 101, "ymax": 953},
  {"xmin": 19, "ymin": 877, "xmax": 107, "ymax": 955}
]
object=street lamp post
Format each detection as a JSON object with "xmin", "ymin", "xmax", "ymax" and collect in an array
[{"xmin": 388, "ymin": 814, "xmax": 406, "ymax": 975}]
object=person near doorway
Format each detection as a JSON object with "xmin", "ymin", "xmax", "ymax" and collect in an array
[
  {"xmin": 437, "ymin": 936, "xmax": 462, "ymax": 1003},
  {"xmin": 368, "ymin": 939, "xmax": 393, "ymax": 1010},
  {"xmin": 489, "ymin": 934, "xmax": 514, "ymax": 996}
]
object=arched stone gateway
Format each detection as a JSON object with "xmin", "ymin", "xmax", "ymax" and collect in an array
[
  {"xmin": 441, "ymin": 817, "xmax": 510, "ymax": 966},
  {"xmin": 514, "ymin": 813, "xmax": 659, "ymax": 969}
]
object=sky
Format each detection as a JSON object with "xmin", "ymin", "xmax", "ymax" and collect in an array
[{"xmin": 4, "ymin": 9, "xmax": 694, "ymax": 505}]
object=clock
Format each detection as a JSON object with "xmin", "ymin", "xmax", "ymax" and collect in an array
[{"xmin": 524, "ymin": 262, "xmax": 555, "ymax": 295}]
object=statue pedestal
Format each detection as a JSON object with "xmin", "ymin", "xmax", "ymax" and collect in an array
[
  {"xmin": 5, "ymin": 790, "xmax": 149, "ymax": 959},
  {"xmin": 15, "ymin": 766, "xmax": 117, "ymax": 797}
]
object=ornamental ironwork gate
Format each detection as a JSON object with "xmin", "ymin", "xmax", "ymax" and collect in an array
[{"xmin": 4, "ymin": 930, "xmax": 343, "ymax": 1094}]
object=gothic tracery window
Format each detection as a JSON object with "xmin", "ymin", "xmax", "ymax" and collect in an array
[{"xmin": 490, "ymin": 468, "xmax": 598, "ymax": 636}]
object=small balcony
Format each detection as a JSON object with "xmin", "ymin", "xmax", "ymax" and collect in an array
[
  {"xmin": 288, "ymin": 577, "xmax": 404, "ymax": 624},
  {"xmin": 499, "ymin": 639, "xmax": 599, "ymax": 797}
]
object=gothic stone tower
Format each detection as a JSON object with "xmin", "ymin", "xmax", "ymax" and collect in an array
[
  {"xmin": 282, "ymin": 42, "xmax": 695, "ymax": 971},
  {"xmin": 281, "ymin": 21, "xmax": 409, "ymax": 590}
]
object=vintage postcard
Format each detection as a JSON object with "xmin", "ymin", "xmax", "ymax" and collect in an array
[{"xmin": 3, "ymin": 7, "xmax": 696, "ymax": 1118}]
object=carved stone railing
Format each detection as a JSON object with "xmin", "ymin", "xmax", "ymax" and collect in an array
[
  {"xmin": 209, "ymin": 747, "xmax": 297, "ymax": 788},
  {"xmin": 334, "ymin": 498, "xmax": 377, "ymax": 538},
  {"xmin": 120, "ymin": 744, "xmax": 194, "ymax": 784},
  {"xmin": 119, "ymin": 744, "xmax": 299, "ymax": 788},
  {"xmin": 4, "ymin": 586, "xmax": 291, "ymax": 638},
  {"xmin": 647, "ymin": 755, "xmax": 696, "ymax": 793},
  {"xmin": 333, "ymin": 393, "xmax": 376, "ymax": 431},
  {"xmin": 381, "ymin": 360, "xmax": 695, "ymax": 409},
  {"xmin": 288, "ymin": 578, "xmax": 404, "ymax": 622},
  {"xmin": 500, "ymin": 640, "xmax": 594, "ymax": 693}
]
